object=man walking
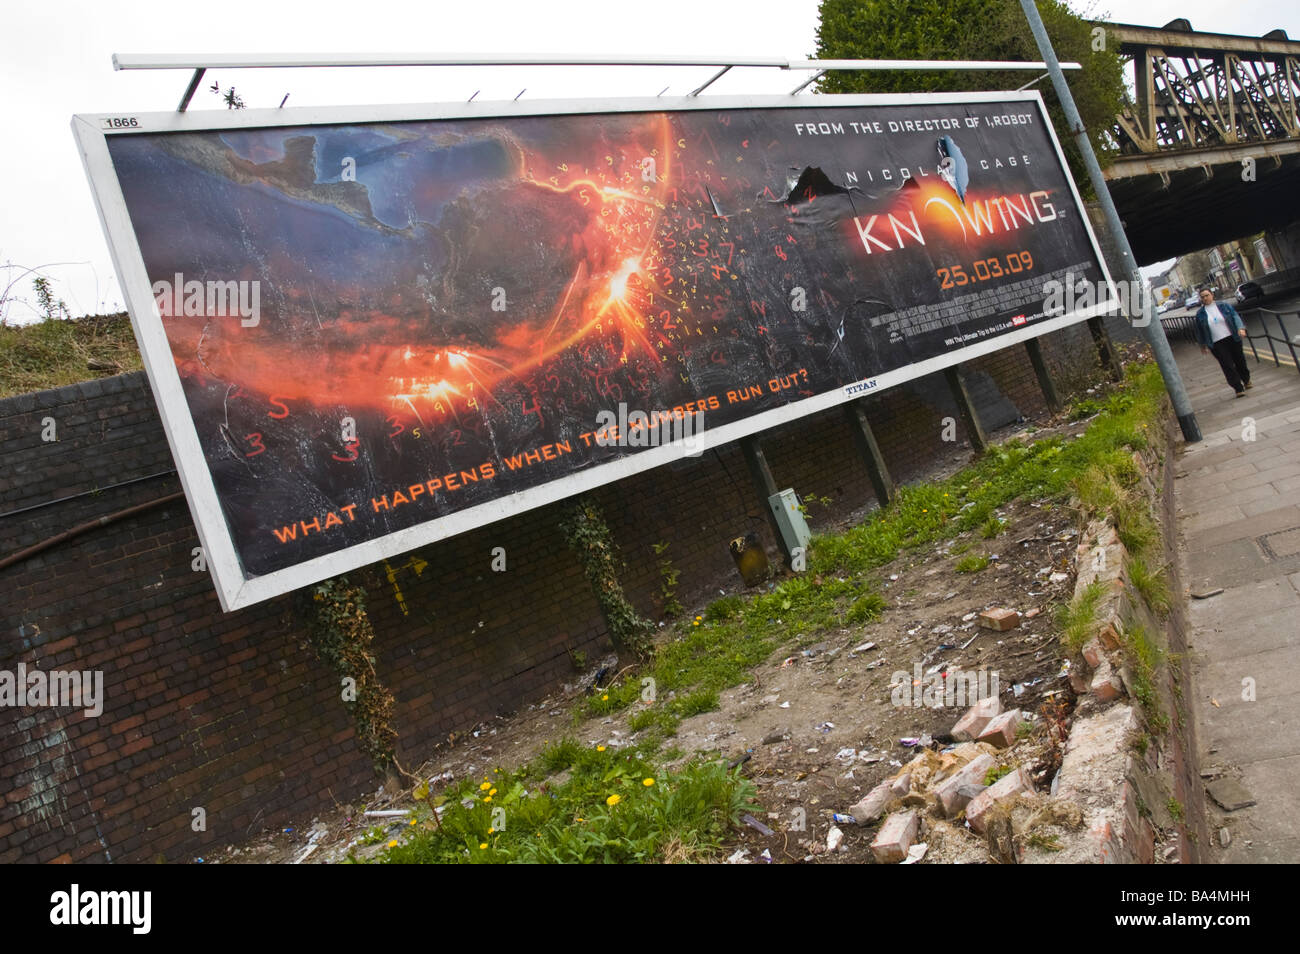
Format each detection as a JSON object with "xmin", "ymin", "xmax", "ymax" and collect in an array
[{"xmin": 1194, "ymin": 287, "xmax": 1252, "ymax": 397}]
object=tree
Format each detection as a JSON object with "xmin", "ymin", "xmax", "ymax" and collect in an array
[{"xmin": 814, "ymin": 0, "xmax": 1125, "ymax": 191}]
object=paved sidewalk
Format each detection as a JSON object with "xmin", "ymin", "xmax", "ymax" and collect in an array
[{"xmin": 1171, "ymin": 338, "xmax": 1300, "ymax": 863}]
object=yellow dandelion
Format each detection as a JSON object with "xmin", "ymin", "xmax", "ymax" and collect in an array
[
  {"xmin": 602, "ymin": 694, "xmax": 609, "ymax": 701},
  {"xmin": 409, "ymin": 819, "xmax": 416, "ymax": 826},
  {"xmin": 643, "ymin": 778, "xmax": 655, "ymax": 787},
  {"xmin": 489, "ymin": 788, "xmax": 497, "ymax": 796},
  {"xmin": 387, "ymin": 840, "xmax": 398, "ymax": 848},
  {"xmin": 597, "ymin": 745, "xmax": 606, "ymax": 752},
  {"xmin": 606, "ymin": 794, "xmax": 621, "ymax": 807},
  {"xmin": 479, "ymin": 781, "xmax": 491, "ymax": 791},
  {"xmin": 484, "ymin": 795, "xmax": 492, "ymax": 803},
  {"xmin": 479, "ymin": 843, "xmax": 488, "ymax": 850},
  {"xmin": 488, "ymin": 827, "xmax": 495, "ymax": 834}
]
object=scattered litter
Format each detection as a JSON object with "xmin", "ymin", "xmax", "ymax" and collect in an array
[
  {"xmin": 759, "ymin": 849, "xmax": 773, "ymax": 863},
  {"xmin": 817, "ymin": 721, "xmax": 835, "ymax": 731},
  {"xmin": 850, "ymin": 641, "xmax": 877, "ymax": 654},
  {"xmin": 961, "ymin": 612, "xmax": 978, "ymax": 622},
  {"xmin": 1024, "ymin": 607, "xmax": 1042, "ymax": 619},
  {"xmin": 901, "ymin": 737, "xmax": 921, "ymax": 747},
  {"xmin": 781, "ymin": 656, "xmax": 797, "ymax": 668},
  {"xmin": 890, "ymin": 574, "xmax": 899, "ymax": 581},
  {"xmin": 832, "ymin": 813, "xmax": 856, "ymax": 825},
  {"xmin": 779, "ymin": 701, "xmax": 791, "ymax": 708},
  {"xmin": 826, "ymin": 826, "xmax": 844, "ymax": 852},
  {"xmin": 1192, "ymin": 587, "xmax": 1224, "ymax": 599},
  {"xmin": 363, "ymin": 810, "xmax": 411, "ymax": 818},
  {"xmin": 931, "ymin": 624, "xmax": 954, "ymax": 635},
  {"xmin": 858, "ymin": 753, "xmax": 884, "ymax": 764},
  {"xmin": 960, "ymin": 633, "xmax": 980, "ymax": 650},
  {"xmin": 835, "ymin": 747, "xmax": 857, "ymax": 763},
  {"xmin": 865, "ymin": 659, "xmax": 885, "ymax": 669},
  {"xmin": 726, "ymin": 848, "xmax": 751, "ymax": 864},
  {"xmin": 900, "ymin": 843, "xmax": 928, "ymax": 864},
  {"xmin": 1211, "ymin": 698, "xmax": 1220, "ymax": 708},
  {"xmin": 743, "ymin": 814, "xmax": 774, "ymax": 836}
]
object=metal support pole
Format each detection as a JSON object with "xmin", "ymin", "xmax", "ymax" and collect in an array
[
  {"xmin": 843, "ymin": 400, "xmax": 895, "ymax": 507},
  {"xmin": 177, "ymin": 68, "xmax": 206, "ymax": 112},
  {"xmin": 943, "ymin": 366, "xmax": 988, "ymax": 455},
  {"xmin": 1018, "ymin": 0, "xmax": 1201, "ymax": 443},
  {"xmin": 1023, "ymin": 337, "xmax": 1061, "ymax": 413},
  {"xmin": 740, "ymin": 436, "xmax": 793, "ymax": 564}
]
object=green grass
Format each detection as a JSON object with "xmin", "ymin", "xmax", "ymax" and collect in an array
[
  {"xmin": 1127, "ymin": 555, "xmax": 1172, "ymax": 617},
  {"xmin": 0, "ymin": 313, "xmax": 142, "ymax": 397},
  {"xmin": 844, "ymin": 592, "xmax": 887, "ymax": 624},
  {"xmin": 1124, "ymin": 622, "xmax": 1169, "ymax": 733},
  {"xmin": 955, "ymin": 554, "xmax": 990, "ymax": 573},
  {"xmin": 369, "ymin": 741, "xmax": 755, "ymax": 864},
  {"xmin": 979, "ymin": 515, "xmax": 1007, "ymax": 539},
  {"xmin": 1057, "ymin": 580, "xmax": 1109, "ymax": 652}
]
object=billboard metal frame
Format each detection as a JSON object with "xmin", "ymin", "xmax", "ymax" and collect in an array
[{"xmin": 72, "ymin": 90, "xmax": 1119, "ymax": 611}]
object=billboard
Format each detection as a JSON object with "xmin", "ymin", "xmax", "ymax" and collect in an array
[{"xmin": 73, "ymin": 91, "xmax": 1117, "ymax": 610}]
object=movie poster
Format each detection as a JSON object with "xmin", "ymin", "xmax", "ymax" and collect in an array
[{"xmin": 85, "ymin": 95, "xmax": 1108, "ymax": 607}]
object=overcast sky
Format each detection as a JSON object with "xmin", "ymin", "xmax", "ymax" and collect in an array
[{"xmin": 1, "ymin": 0, "xmax": 1294, "ymax": 322}]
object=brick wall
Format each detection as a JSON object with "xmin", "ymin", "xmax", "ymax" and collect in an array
[{"xmin": 0, "ymin": 322, "xmax": 1107, "ymax": 862}]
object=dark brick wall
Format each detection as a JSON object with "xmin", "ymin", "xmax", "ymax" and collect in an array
[{"xmin": 0, "ymin": 323, "xmax": 1105, "ymax": 862}]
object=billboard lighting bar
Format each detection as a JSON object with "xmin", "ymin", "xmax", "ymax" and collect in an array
[{"xmin": 110, "ymin": 53, "xmax": 1080, "ymax": 112}]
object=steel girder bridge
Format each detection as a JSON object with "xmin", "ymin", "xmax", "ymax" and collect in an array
[{"xmin": 1102, "ymin": 19, "xmax": 1300, "ymax": 263}]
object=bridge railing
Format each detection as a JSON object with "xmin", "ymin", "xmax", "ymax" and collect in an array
[{"xmin": 1240, "ymin": 308, "xmax": 1300, "ymax": 376}]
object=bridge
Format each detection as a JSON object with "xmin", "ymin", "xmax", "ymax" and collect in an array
[{"xmin": 1101, "ymin": 19, "xmax": 1300, "ymax": 263}]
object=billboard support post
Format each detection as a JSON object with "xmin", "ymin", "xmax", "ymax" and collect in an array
[
  {"xmin": 1087, "ymin": 315, "xmax": 1124, "ymax": 382},
  {"xmin": 740, "ymin": 437, "xmax": 793, "ymax": 566},
  {"xmin": 843, "ymin": 402, "xmax": 895, "ymax": 508},
  {"xmin": 1018, "ymin": 0, "xmax": 1201, "ymax": 443},
  {"xmin": 1023, "ymin": 338, "xmax": 1062, "ymax": 414},
  {"xmin": 944, "ymin": 366, "xmax": 989, "ymax": 456}
]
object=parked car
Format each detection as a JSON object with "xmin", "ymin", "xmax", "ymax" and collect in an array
[
  {"xmin": 1236, "ymin": 281, "xmax": 1264, "ymax": 306},
  {"xmin": 1184, "ymin": 295, "xmax": 1199, "ymax": 309}
]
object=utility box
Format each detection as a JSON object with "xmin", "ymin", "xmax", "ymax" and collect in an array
[{"xmin": 768, "ymin": 489, "xmax": 811, "ymax": 558}]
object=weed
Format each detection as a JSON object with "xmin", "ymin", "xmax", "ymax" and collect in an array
[
  {"xmin": 844, "ymin": 592, "xmax": 887, "ymax": 624},
  {"xmin": 955, "ymin": 554, "xmax": 990, "ymax": 573},
  {"xmin": 1167, "ymin": 797, "xmax": 1185, "ymax": 823},
  {"xmin": 1127, "ymin": 555, "xmax": 1172, "ymax": 617},
  {"xmin": 984, "ymin": 764, "xmax": 1013, "ymax": 786},
  {"xmin": 1057, "ymin": 580, "xmax": 1109, "ymax": 652},
  {"xmin": 1027, "ymin": 831, "xmax": 1064, "ymax": 852},
  {"xmin": 980, "ymin": 515, "xmax": 1007, "ymax": 539}
]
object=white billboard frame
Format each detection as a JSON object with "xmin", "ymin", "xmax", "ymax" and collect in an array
[{"xmin": 72, "ymin": 90, "xmax": 1120, "ymax": 612}]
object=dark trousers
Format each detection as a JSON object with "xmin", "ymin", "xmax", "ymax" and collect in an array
[{"xmin": 1210, "ymin": 335, "xmax": 1251, "ymax": 392}]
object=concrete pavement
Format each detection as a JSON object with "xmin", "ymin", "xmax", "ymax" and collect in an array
[{"xmin": 1172, "ymin": 335, "xmax": 1300, "ymax": 863}]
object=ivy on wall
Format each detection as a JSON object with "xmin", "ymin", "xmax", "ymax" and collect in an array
[
  {"xmin": 559, "ymin": 499, "xmax": 654, "ymax": 659},
  {"xmin": 300, "ymin": 576, "xmax": 398, "ymax": 773}
]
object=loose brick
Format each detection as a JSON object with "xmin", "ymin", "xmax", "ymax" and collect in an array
[
  {"xmin": 951, "ymin": 696, "xmax": 1002, "ymax": 741},
  {"xmin": 978, "ymin": 608, "xmax": 1020, "ymax": 631},
  {"xmin": 978, "ymin": 710, "xmax": 1025, "ymax": 748},
  {"xmin": 933, "ymin": 753, "xmax": 995, "ymax": 815},
  {"xmin": 850, "ymin": 780, "xmax": 895, "ymax": 824},
  {"xmin": 966, "ymin": 766, "xmax": 1034, "ymax": 833},
  {"xmin": 871, "ymin": 810, "xmax": 919, "ymax": 863}
]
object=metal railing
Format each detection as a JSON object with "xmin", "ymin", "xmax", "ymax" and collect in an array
[
  {"xmin": 1240, "ymin": 308, "xmax": 1300, "ymax": 374},
  {"xmin": 1161, "ymin": 307, "xmax": 1300, "ymax": 374}
]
